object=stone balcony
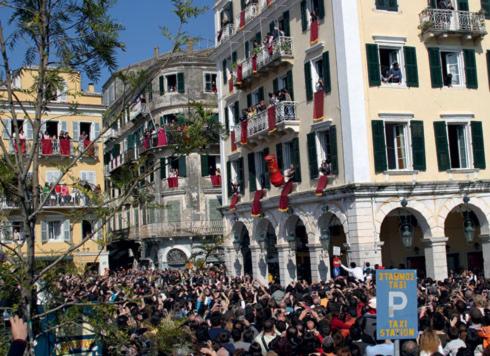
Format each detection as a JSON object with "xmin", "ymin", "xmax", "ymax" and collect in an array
[
  {"xmin": 217, "ymin": 23, "xmax": 235, "ymax": 45},
  {"xmin": 233, "ymin": 101, "xmax": 299, "ymax": 147},
  {"xmin": 130, "ymin": 219, "xmax": 224, "ymax": 239},
  {"xmin": 419, "ymin": 8, "xmax": 487, "ymax": 40},
  {"xmin": 234, "ymin": 36, "xmax": 293, "ymax": 89}
]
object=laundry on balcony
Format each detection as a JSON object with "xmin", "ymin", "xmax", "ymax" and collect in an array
[
  {"xmin": 315, "ymin": 175, "xmax": 329, "ymax": 196},
  {"xmin": 240, "ymin": 120, "xmax": 248, "ymax": 144},
  {"xmin": 210, "ymin": 174, "xmax": 221, "ymax": 187},
  {"xmin": 251, "ymin": 189, "xmax": 265, "ymax": 218},
  {"xmin": 157, "ymin": 126, "xmax": 168, "ymax": 147},
  {"xmin": 59, "ymin": 137, "xmax": 71, "ymax": 156},
  {"xmin": 41, "ymin": 138, "xmax": 53, "ymax": 155},
  {"xmin": 265, "ymin": 154, "xmax": 284, "ymax": 187},
  {"xmin": 310, "ymin": 19, "xmax": 319, "ymax": 45},
  {"xmin": 240, "ymin": 10, "xmax": 246, "ymax": 29},
  {"xmin": 229, "ymin": 192, "xmax": 240, "ymax": 211},
  {"xmin": 267, "ymin": 105, "xmax": 277, "ymax": 133},
  {"xmin": 167, "ymin": 176, "xmax": 179, "ymax": 188},
  {"xmin": 313, "ymin": 89, "xmax": 325, "ymax": 121}
]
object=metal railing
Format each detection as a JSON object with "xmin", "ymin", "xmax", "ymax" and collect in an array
[
  {"xmin": 218, "ymin": 23, "xmax": 235, "ymax": 44},
  {"xmin": 235, "ymin": 3, "xmax": 260, "ymax": 30},
  {"xmin": 40, "ymin": 139, "xmax": 74, "ymax": 157},
  {"xmin": 247, "ymin": 109, "xmax": 268, "ymax": 137},
  {"xmin": 419, "ymin": 8, "xmax": 486, "ymax": 36},
  {"xmin": 276, "ymin": 101, "xmax": 297, "ymax": 124},
  {"xmin": 135, "ymin": 219, "xmax": 224, "ymax": 239}
]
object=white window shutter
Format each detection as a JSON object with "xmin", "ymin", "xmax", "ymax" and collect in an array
[
  {"xmin": 91, "ymin": 123, "xmax": 100, "ymax": 141},
  {"xmin": 63, "ymin": 220, "xmax": 71, "ymax": 243},
  {"xmin": 61, "ymin": 121, "xmax": 67, "ymax": 133},
  {"xmin": 3, "ymin": 119, "xmax": 11, "ymax": 139},
  {"xmin": 89, "ymin": 172, "xmax": 96, "ymax": 185},
  {"xmin": 24, "ymin": 120, "xmax": 33, "ymax": 139},
  {"xmin": 41, "ymin": 221, "xmax": 48, "ymax": 243},
  {"xmin": 73, "ymin": 122, "xmax": 80, "ymax": 141}
]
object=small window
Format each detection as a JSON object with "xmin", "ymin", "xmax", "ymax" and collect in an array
[
  {"xmin": 45, "ymin": 121, "xmax": 58, "ymax": 137},
  {"xmin": 48, "ymin": 221, "xmax": 63, "ymax": 241},
  {"xmin": 385, "ymin": 122, "xmax": 410, "ymax": 170},
  {"xmin": 441, "ymin": 51, "xmax": 463, "ymax": 87},
  {"xmin": 80, "ymin": 171, "xmax": 96, "ymax": 185},
  {"xmin": 204, "ymin": 73, "xmax": 217, "ymax": 93},
  {"xmin": 80, "ymin": 122, "xmax": 92, "ymax": 139},
  {"xmin": 379, "ymin": 47, "xmax": 403, "ymax": 84},
  {"xmin": 208, "ymin": 155, "xmax": 221, "ymax": 175},
  {"xmin": 282, "ymin": 142, "xmax": 293, "ymax": 173},
  {"xmin": 447, "ymin": 123, "xmax": 470, "ymax": 169},
  {"xmin": 166, "ymin": 74, "xmax": 177, "ymax": 93},
  {"xmin": 375, "ymin": 0, "xmax": 398, "ymax": 12},
  {"xmin": 208, "ymin": 198, "xmax": 222, "ymax": 221},
  {"xmin": 317, "ymin": 130, "xmax": 332, "ymax": 165},
  {"xmin": 46, "ymin": 170, "xmax": 62, "ymax": 184}
]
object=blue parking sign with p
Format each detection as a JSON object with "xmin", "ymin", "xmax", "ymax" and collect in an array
[{"xmin": 376, "ymin": 269, "xmax": 418, "ymax": 340}]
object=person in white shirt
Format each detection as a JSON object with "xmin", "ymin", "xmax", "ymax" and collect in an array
[
  {"xmin": 443, "ymin": 326, "xmax": 466, "ymax": 356},
  {"xmin": 341, "ymin": 262, "xmax": 365, "ymax": 281}
]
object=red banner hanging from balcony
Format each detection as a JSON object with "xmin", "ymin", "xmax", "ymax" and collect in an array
[
  {"xmin": 315, "ymin": 175, "xmax": 329, "ymax": 196},
  {"xmin": 240, "ymin": 10, "xmax": 246, "ymax": 29},
  {"xmin": 240, "ymin": 120, "xmax": 248, "ymax": 144},
  {"xmin": 313, "ymin": 90, "xmax": 324, "ymax": 121},
  {"xmin": 157, "ymin": 127, "xmax": 168, "ymax": 147},
  {"xmin": 236, "ymin": 64, "xmax": 243, "ymax": 84},
  {"xmin": 210, "ymin": 175, "xmax": 221, "ymax": 187},
  {"xmin": 228, "ymin": 78, "xmax": 234, "ymax": 93},
  {"xmin": 60, "ymin": 138, "xmax": 70, "ymax": 156},
  {"xmin": 229, "ymin": 193, "xmax": 240, "ymax": 211},
  {"xmin": 168, "ymin": 177, "xmax": 179, "ymax": 188},
  {"xmin": 310, "ymin": 20, "xmax": 319, "ymax": 45},
  {"xmin": 278, "ymin": 180, "xmax": 293, "ymax": 212},
  {"xmin": 230, "ymin": 130, "xmax": 237, "ymax": 152},
  {"xmin": 41, "ymin": 138, "xmax": 53, "ymax": 155},
  {"xmin": 14, "ymin": 138, "xmax": 26, "ymax": 154},
  {"xmin": 251, "ymin": 189, "xmax": 264, "ymax": 217},
  {"xmin": 252, "ymin": 55, "xmax": 257, "ymax": 73},
  {"xmin": 264, "ymin": 155, "xmax": 284, "ymax": 187},
  {"xmin": 267, "ymin": 106, "xmax": 276, "ymax": 133}
]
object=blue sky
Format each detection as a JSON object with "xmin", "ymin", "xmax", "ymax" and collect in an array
[{"xmin": 0, "ymin": 0, "xmax": 215, "ymax": 90}]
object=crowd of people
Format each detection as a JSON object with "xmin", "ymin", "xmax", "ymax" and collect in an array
[
  {"xmin": 39, "ymin": 181, "xmax": 101, "ymax": 207},
  {"xmin": 43, "ymin": 265, "xmax": 490, "ymax": 356}
]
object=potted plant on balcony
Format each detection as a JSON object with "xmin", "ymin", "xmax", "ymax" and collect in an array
[{"xmin": 418, "ymin": 20, "xmax": 434, "ymax": 32}]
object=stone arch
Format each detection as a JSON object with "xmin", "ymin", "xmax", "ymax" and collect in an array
[
  {"xmin": 315, "ymin": 205, "xmax": 350, "ymax": 246},
  {"xmin": 437, "ymin": 197, "xmax": 490, "ymax": 235},
  {"xmin": 375, "ymin": 200, "xmax": 433, "ymax": 240},
  {"xmin": 253, "ymin": 218, "xmax": 277, "ymax": 243}
]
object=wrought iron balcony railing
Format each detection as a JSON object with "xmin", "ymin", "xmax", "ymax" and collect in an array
[{"xmin": 419, "ymin": 8, "xmax": 486, "ymax": 38}]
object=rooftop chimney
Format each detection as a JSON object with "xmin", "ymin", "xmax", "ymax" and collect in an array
[
  {"xmin": 187, "ymin": 39, "xmax": 194, "ymax": 53},
  {"xmin": 154, "ymin": 47, "xmax": 159, "ymax": 59},
  {"xmin": 87, "ymin": 83, "xmax": 95, "ymax": 93}
]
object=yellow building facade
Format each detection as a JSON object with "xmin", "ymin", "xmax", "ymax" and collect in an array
[
  {"xmin": 215, "ymin": 0, "xmax": 490, "ymax": 284},
  {"xmin": 0, "ymin": 68, "xmax": 105, "ymax": 270}
]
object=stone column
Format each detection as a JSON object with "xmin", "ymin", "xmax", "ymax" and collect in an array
[
  {"xmin": 277, "ymin": 244, "xmax": 295, "ymax": 287},
  {"xmin": 308, "ymin": 243, "xmax": 331, "ymax": 283},
  {"xmin": 224, "ymin": 247, "xmax": 239, "ymax": 277},
  {"xmin": 250, "ymin": 245, "xmax": 268, "ymax": 285},
  {"xmin": 424, "ymin": 237, "xmax": 448, "ymax": 281},
  {"xmin": 481, "ymin": 235, "xmax": 490, "ymax": 279}
]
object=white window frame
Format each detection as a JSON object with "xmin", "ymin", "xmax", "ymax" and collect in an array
[
  {"xmin": 45, "ymin": 170, "xmax": 62, "ymax": 184},
  {"xmin": 373, "ymin": 36, "xmax": 407, "ymax": 88},
  {"xmin": 254, "ymin": 152, "xmax": 265, "ymax": 188},
  {"xmin": 80, "ymin": 171, "xmax": 97, "ymax": 185},
  {"xmin": 440, "ymin": 49, "xmax": 465, "ymax": 88},
  {"xmin": 227, "ymin": 104, "xmax": 237, "ymax": 128},
  {"xmin": 46, "ymin": 219, "xmax": 64, "ymax": 242},
  {"xmin": 203, "ymin": 72, "xmax": 217, "ymax": 93},
  {"xmin": 316, "ymin": 129, "xmax": 331, "ymax": 163},
  {"xmin": 309, "ymin": 55, "xmax": 324, "ymax": 94},
  {"xmin": 446, "ymin": 120, "xmax": 472, "ymax": 170},
  {"xmin": 165, "ymin": 72, "xmax": 178, "ymax": 94},
  {"xmin": 383, "ymin": 120, "xmax": 412, "ymax": 171},
  {"xmin": 165, "ymin": 199, "xmax": 182, "ymax": 223}
]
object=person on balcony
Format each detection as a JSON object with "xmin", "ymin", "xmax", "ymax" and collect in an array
[
  {"xmin": 80, "ymin": 131, "xmax": 94, "ymax": 157},
  {"xmin": 14, "ymin": 129, "xmax": 26, "ymax": 154},
  {"xmin": 143, "ymin": 129, "xmax": 151, "ymax": 150},
  {"xmin": 268, "ymin": 92, "xmax": 279, "ymax": 106},
  {"xmin": 272, "ymin": 25, "xmax": 284, "ymax": 40},
  {"xmin": 212, "ymin": 81, "xmax": 217, "ymax": 94},
  {"xmin": 382, "ymin": 62, "xmax": 402, "ymax": 84},
  {"xmin": 41, "ymin": 130, "xmax": 53, "ymax": 155},
  {"xmin": 316, "ymin": 78, "xmax": 325, "ymax": 92},
  {"xmin": 320, "ymin": 160, "xmax": 332, "ymax": 176},
  {"xmin": 438, "ymin": 0, "xmax": 454, "ymax": 10},
  {"xmin": 283, "ymin": 89, "xmax": 292, "ymax": 102},
  {"xmin": 257, "ymin": 100, "xmax": 267, "ymax": 112},
  {"xmin": 264, "ymin": 32, "xmax": 274, "ymax": 56},
  {"xmin": 60, "ymin": 184, "xmax": 70, "ymax": 205},
  {"xmin": 310, "ymin": 10, "xmax": 318, "ymax": 23},
  {"xmin": 13, "ymin": 228, "xmax": 23, "ymax": 242},
  {"xmin": 59, "ymin": 130, "xmax": 71, "ymax": 156}
]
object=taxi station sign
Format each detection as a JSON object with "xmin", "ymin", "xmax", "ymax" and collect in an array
[{"xmin": 376, "ymin": 269, "xmax": 418, "ymax": 340}]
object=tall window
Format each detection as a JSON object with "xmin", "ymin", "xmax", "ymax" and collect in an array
[
  {"xmin": 385, "ymin": 123, "xmax": 410, "ymax": 170},
  {"xmin": 166, "ymin": 74, "xmax": 177, "ymax": 92},
  {"xmin": 447, "ymin": 123, "xmax": 470, "ymax": 169},
  {"xmin": 166, "ymin": 200, "xmax": 181, "ymax": 223},
  {"xmin": 317, "ymin": 130, "xmax": 331, "ymax": 162},
  {"xmin": 375, "ymin": 0, "xmax": 398, "ymax": 11},
  {"xmin": 254, "ymin": 152, "xmax": 265, "ymax": 188},
  {"xmin": 441, "ymin": 51, "xmax": 463, "ymax": 87},
  {"xmin": 204, "ymin": 73, "xmax": 217, "ymax": 92},
  {"xmin": 48, "ymin": 221, "xmax": 63, "ymax": 241},
  {"xmin": 379, "ymin": 47, "xmax": 403, "ymax": 84}
]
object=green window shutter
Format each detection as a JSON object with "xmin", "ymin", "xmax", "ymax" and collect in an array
[
  {"xmin": 471, "ymin": 121, "xmax": 486, "ymax": 169},
  {"xmin": 227, "ymin": 161, "xmax": 232, "ymax": 197},
  {"xmin": 269, "ymin": 22, "xmax": 275, "ymax": 35},
  {"xmin": 286, "ymin": 70, "xmax": 294, "ymax": 100},
  {"xmin": 159, "ymin": 76, "xmax": 165, "ymax": 95},
  {"xmin": 301, "ymin": 0, "xmax": 308, "ymax": 32},
  {"xmin": 232, "ymin": 51, "xmax": 237, "ymax": 65},
  {"xmin": 276, "ymin": 143, "xmax": 284, "ymax": 171},
  {"xmin": 273, "ymin": 78, "xmax": 279, "ymax": 93},
  {"xmin": 304, "ymin": 62, "xmax": 313, "ymax": 101},
  {"xmin": 160, "ymin": 158, "xmax": 166, "ymax": 179},
  {"xmin": 255, "ymin": 32, "xmax": 262, "ymax": 44},
  {"xmin": 177, "ymin": 73, "xmax": 185, "ymax": 93},
  {"xmin": 238, "ymin": 157, "xmax": 245, "ymax": 194},
  {"xmin": 483, "ymin": 0, "xmax": 490, "ymax": 19},
  {"xmin": 41, "ymin": 221, "xmax": 48, "ymax": 243},
  {"xmin": 318, "ymin": 0, "xmax": 325, "ymax": 19},
  {"xmin": 248, "ymin": 153, "xmax": 257, "ymax": 192},
  {"xmin": 371, "ymin": 120, "xmax": 387, "ymax": 173},
  {"xmin": 430, "ymin": 0, "xmax": 437, "ymax": 8},
  {"xmin": 388, "ymin": 0, "xmax": 398, "ymax": 11},
  {"xmin": 234, "ymin": 101, "xmax": 240, "ymax": 124},
  {"xmin": 486, "ymin": 50, "xmax": 490, "ymax": 89},
  {"xmin": 178, "ymin": 156, "xmax": 187, "ymax": 177},
  {"xmin": 222, "ymin": 59, "xmax": 227, "ymax": 84},
  {"xmin": 428, "ymin": 48, "xmax": 443, "ymax": 88},
  {"xmin": 464, "ymin": 49, "xmax": 478, "ymax": 89},
  {"xmin": 433, "ymin": 121, "xmax": 450, "ymax": 171},
  {"xmin": 307, "ymin": 132, "xmax": 319, "ymax": 179},
  {"xmin": 366, "ymin": 44, "xmax": 381, "ymax": 87},
  {"xmin": 225, "ymin": 107, "xmax": 230, "ymax": 133},
  {"xmin": 283, "ymin": 11, "xmax": 290, "ymax": 36},
  {"xmin": 457, "ymin": 0, "xmax": 469, "ymax": 11},
  {"xmin": 246, "ymin": 94, "xmax": 252, "ymax": 108},
  {"xmin": 201, "ymin": 155, "xmax": 209, "ymax": 177},
  {"xmin": 410, "ymin": 121, "xmax": 426, "ymax": 171},
  {"xmin": 404, "ymin": 46, "xmax": 419, "ymax": 88},
  {"xmin": 291, "ymin": 137, "xmax": 302, "ymax": 182},
  {"xmin": 63, "ymin": 220, "xmax": 71, "ymax": 243},
  {"xmin": 262, "ymin": 148, "xmax": 271, "ymax": 189},
  {"xmin": 322, "ymin": 51, "xmax": 332, "ymax": 93},
  {"xmin": 245, "ymin": 41, "xmax": 250, "ymax": 59},
  {"xmin": 241, "ymin": 0, "xmax": 246, "ymax": 10},
  {"xmin": 329, "ymin": 126, "xmax": 339, "ymax": 175}
]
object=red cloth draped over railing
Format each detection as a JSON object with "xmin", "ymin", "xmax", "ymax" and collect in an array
[
  {"xmin": 14, "ymin": 139, "xmax": 26, "ymax": 154},
  {"xmin": 167, "ymin": 177, "xmax": 179, "ymax": 188},
  {"xmin": 278, "ymin": 180, "xmax": 293, "ymax": 212},
  {"xmin": 228, "ymin": 78, "xmax": 234, "ymax": 93},
  {"xmin": 240, "ymin": 120, "xmax": 248, "ymax": 144},
  {"xmin": 267, "ymin": 44, "xmax": 273, "ymax": 56},
  {"xmin": 84, "ymin": 138, "xmax": 95, "ymax": 157},
  {"xmin": 41, "ymin": 138, "xmax": 53, "ymax": 155},
  {"xmin": 231, "ymin": 130, "xmax": 237, "ymax": 151},
  {"xmin": 230, "ymin": 193, "xmax": 240, "ymax": 211},
  {"xmin": 313, "ymin": 90, "xmax": 324, "ymax": 121},
  {"xmin": 315, "ymin": 175, "xmax": 329, "ymax": 196},
  {"xmin": 236, "ymin": 64, "xmax": 243, "ymax": 84},
  {"xmin": 310, "ymin": 19, "xmax": 319, "ymax": 45},
  {"xmin": 157, "ymin": 128, "xmax": 168, "ymax": 147},
  {"xmin": 210, "ymin": 175, "xmax": 221, "ymax": 187},
  {"xmin": 60, "ymin": 138, "xmax": 70, "ymax": 156},
  {"xmin": 240, "ymin": 10, "xmax": 246, "ymax": 28},
  {"xmin": 252, "ymin": 55, "xmax": 257, "ymax": 73},
  {"xmin": 265, "ymin": 155, "xmax": 284, "ymax": 187},
  {"xmin": 251, "ymin": 190, "xmax": 264, "ymax": 217},
  {"xmin": 267, "ymin": 106, "xmax": 276, "ymax": 133}
]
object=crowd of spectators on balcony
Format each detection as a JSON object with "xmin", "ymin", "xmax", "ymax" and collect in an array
[{"xmin": 39, "ymin": 182, "xmax": 100, "ymax": 207}]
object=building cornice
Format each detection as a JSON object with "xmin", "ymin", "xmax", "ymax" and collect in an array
[{"xmin": 0, "ymin": 101, "xmax": 105, "ymax": 116}]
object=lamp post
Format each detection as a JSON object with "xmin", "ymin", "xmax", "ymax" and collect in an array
[
  {"xmin": 320, "ymin": 227, "xmax": 331, "ymax": 256},
  {"xmin": 286, "ymin": 234, "xmax": 296, "ymax": 257},
  {"xmin": 462, "ymin": 195, "xmax": 475, "ymax": 243},
  {"xmin": 399, "ymin": 198, "xmax": 414, "ymax": 248},
  {"xmin": 256, "ymin": 232, "xmax": 266, "ymax": 256}
]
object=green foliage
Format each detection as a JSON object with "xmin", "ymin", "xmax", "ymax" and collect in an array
[{"xmin": 150, "ymin": 316, "xmax": 193, "ymax": 354}]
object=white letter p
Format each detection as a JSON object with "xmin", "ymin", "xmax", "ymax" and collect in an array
[{"xmin": 388, "ymin": 291, "xmax": 407, "ymax": 318}]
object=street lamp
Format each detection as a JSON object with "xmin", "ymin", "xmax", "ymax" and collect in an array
[
  {"xmin": 462, "ymin": 196, "xmax": 475, "ymax": 243},
  {"xmin": 399, "ymin": 198, "xmax": 414, "ymax": 248},
  {"xmin": 320, "ymin": 227, "xmax": 331, "ymax": 251}
]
